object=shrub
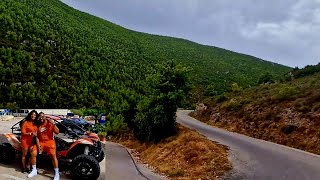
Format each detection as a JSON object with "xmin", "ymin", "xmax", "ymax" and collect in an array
[
  {"xmin": 97, "ymin": 131, "xmax": 107, "ymax": 137},
  {"xmin": 274, "ymin": 86, "xmax": 299, "ymax": 100},
  {"xmin": 240, "ymin": 98, "xmax": 253, "ymax": 105},
  {"xmin": 220, "ymin": 99, "xmax": 242, "ymax": 110},
  {"xmin": 291, "ymin": 63, "xmax": 320, "ymax": 78},
  {"xmin": 231, "ymin": 83, "xmax": 242, "ymax": 92},
  {"xmin": 215, "ymin": 93, "xmax": 228, "ymax": 103},
  {"xmin": 133, "ymin": 62, "xmax": 189, "ymax": 142},
  {"xmin": 89, "ymin": 124, "xmax": 106, "ymax": 133},
  {"xmin": 257, "ymin": 72, "xmax": 275, "ymax": 84},
  {"xmin": 134, "ymin": 95, "xmax": 178, "ymax": 142},
  {"xmin": 204, "ymin": 84, "xmax": 218, "ymax": 96},
  {"xmin": 108, "ymin": 114, "xmax": 128, "ymax": 134}
]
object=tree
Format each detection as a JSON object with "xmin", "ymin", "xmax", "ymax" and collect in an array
[
  {"xmin": 0, "ymin": 61, "xmax": 5, "ymax": 80},
  {"xmin": 258, "ymin": 72, "xmax": 274, "ymax": 84},
  {"xmin": 134, "ymin": 62, "xmax": 189, "ymax": 142},
  {"xmin": 27, "ymin": 61, "xmax": 36, "ymax": 74},
  {"xmin": 6, "ymin": 102, "xmax": 19, "ymax": 112}
]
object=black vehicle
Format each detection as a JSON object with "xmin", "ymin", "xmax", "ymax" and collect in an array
[{"xmin": 58, "ymin": 118, "xmax": 94, "ymax": 133}]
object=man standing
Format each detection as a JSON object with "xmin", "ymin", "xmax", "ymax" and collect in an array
[{"xmin": 33, "ymin": 112, "xmax": 60, "ymax": 180}]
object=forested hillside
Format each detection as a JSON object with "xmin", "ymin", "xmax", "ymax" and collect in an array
[
  {"xmin": 0, "ymin": 0, "xmax": 291, "ymax": 106},
  {"xmin": 133, "ymin": 34, "xmax": 291, "ymax": 94},
  {"xmin": 0, "ymin": 0, "xmax": 290, "ymax": 140}
]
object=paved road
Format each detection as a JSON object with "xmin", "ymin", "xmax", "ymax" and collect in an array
[
  {"xmin": 105, "ymin": 142, "xmax": 165, "ymax": 180},
  {"xmin": 177, "ymin": 110, "xmax": 320, "ymax": 180},
  {"xmin": 0, "ymin": 118, "xmax": 164, "ymax": 180}
]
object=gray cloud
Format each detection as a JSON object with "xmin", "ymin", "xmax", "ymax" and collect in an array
[{"xmin": 62, "ymin": 0, "xmax": 320, "ymax": 68}]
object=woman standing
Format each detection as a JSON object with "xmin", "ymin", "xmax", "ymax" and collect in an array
[{"xmin": 20, "ymin": 110, "xmax": 38, "ymax": 174}]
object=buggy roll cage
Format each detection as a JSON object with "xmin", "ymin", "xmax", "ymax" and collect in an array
[{"xmin": 10, "ymin": 115, "xmax": 88, "ymax": 139}]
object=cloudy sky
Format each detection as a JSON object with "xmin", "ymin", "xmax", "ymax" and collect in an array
[{"xmin": 62, "ymin": 0, "xmax": 320, "ymax": 68}]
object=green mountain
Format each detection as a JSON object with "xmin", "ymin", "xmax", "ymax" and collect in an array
[
  {"xmin": 0, "ymin": 0, "xmax": 291, "ymax": 109},
  {"xmin": 133, "ymin": 34, "xmax": 291, "ymax": 91}
]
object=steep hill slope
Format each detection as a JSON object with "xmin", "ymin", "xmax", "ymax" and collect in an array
[
  {"xmin": 191, "ymin": 65, "xmax": 320, "ymax": 154},
  {"xmin": 133, "ymin": 33, "xmax": 291, "ymax": 92},
  {"xmin": 0, "ymin": 0, "xmax": 291, "ymax": 109}
]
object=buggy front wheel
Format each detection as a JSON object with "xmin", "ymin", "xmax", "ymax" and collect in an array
[{"xmin": 71, "ymin": 154, "xmax": 100, "ymax": 180}]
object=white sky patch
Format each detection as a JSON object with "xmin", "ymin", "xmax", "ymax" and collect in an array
[
  {"xmin": 239, "ymin": 0, "xmax": 320, "ymax": 67},
  {"xmin": 242, "ymin": 20, "xmax": 318, "ymax": 45}
]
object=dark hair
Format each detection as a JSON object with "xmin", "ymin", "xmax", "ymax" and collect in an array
[
  {"xmin": 34, "ymin": 111, "xmax": 44, "ymax": 126},
  {"xmin": 26, "ymin": 110, "xmax": 38, "ymax": 121}
]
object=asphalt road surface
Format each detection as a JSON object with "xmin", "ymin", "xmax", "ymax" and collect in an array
[
  {"xmin": 0, "ymin": 117, "xmax": 164, "ymax": 180},
  {"xmin": 105, "ymin": 142, "xmax": 165, "ymax": 180},
  {"xmin": 177, "ymin": 110, "xmax": 320, "ymax": 180}
]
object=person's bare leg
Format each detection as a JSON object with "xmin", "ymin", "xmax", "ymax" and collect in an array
[
  {"xmin": 50, "ymin": 154, "xmax": 58, "ymax": 168},
  {"xmin": 50, "ymin": 154, "xmax": 59, "ymax": 180},
  {"xmin": 29, "ymin": 149, "xmax": 37, "ymax": 165},
  {"xmin": 21, "ymin": 148, "xmax": 28, "ymax": 171},
  {"xmin": 27, "ymin": 148, "xmax": 38, "ymax": 178}
]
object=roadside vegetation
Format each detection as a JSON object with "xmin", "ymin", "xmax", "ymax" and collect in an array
[
  {"xmin": 191, "ymin": 64, "xmax": 320, "ymax": 154},
  {"xmin": 112, "ymin": 125, "xmax": 232, "ymax": 179}
]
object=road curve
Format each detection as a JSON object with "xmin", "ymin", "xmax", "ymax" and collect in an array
[
  {"xmin": 177, "ymin": 110, "xmax": 320, "ymax": 180},
  {"xmin": 105, "ymin": 142, "xmax": 165, "ymax": 180}
]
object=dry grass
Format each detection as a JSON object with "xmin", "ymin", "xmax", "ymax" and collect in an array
[{"xmin": 111, "ymin": 125, "xmax": 232, "ymax": 180}]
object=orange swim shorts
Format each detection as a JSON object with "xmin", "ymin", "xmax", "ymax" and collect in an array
[{"xmin": 39, "ymin": 140, "xmax": 56, "ymax": 155}]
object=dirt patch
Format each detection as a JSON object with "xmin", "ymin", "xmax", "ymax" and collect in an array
[{"xmin": 111, "ymin": 125, "xmax": 232, "ymax": 180}]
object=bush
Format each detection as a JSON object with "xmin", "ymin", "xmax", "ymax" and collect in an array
[
  {"xmin": 108, "ymin": 114, "xmax": 128, "ymax": 134},
  {"xmin": 231, "ymin": 83, "xmax": 242, "ymax": 92},
  {"xmin": 89, "ymin": 124, "xmax": 106, "ymax": 133},
  {"xmin": 220, "ymin": 99, "xmax": 242, "ymax": 110},
  {"xmin": 204, "ymin": 84, "xmax": 217, "ymax": 96},
  {"xmin": 97, "ymin": 131, "xmax": 107, "ymax": 137},
  {"xmin": 257, "ymin": 72, "xmax": 275, "ymax": 84},
  {"xmin": 215, "ymin": 93, "xmax": 228, "ymax": 103},
  {"xmin": 134, "ymin": 88, "xmax": 182, "ymax": 142},
  {"xmin": 274, "ymin": 86, "xmax": 299, "ymax": 100},
  {"xmin": 133, "ymin": 62, "xmax": 188, "ymax": 142},
  {"xmin": 291, "ymin": 63, "xmax": 320, "ymax": 78}
]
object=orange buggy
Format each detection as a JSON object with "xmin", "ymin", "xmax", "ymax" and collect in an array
[{"xmin": 0, "ymin": 115, "xmax": 104, "ymax": 179}]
